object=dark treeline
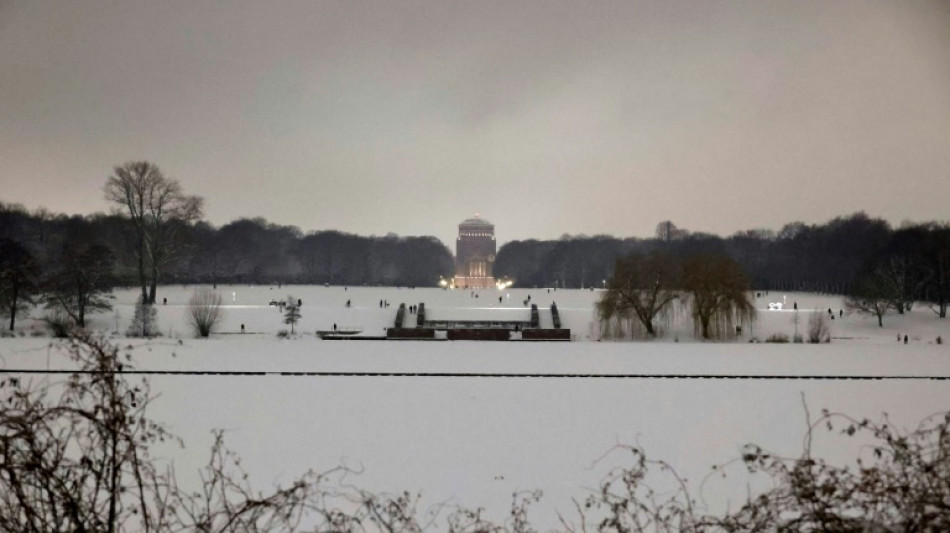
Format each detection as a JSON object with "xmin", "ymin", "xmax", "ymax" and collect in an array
[
  {"xmin": 0, "ymin": 202, "xmax": 454, "ymax": 288},
  {"xmin": 3, "ymin": 198, "xmax": 949, "ymax": 319},
  {"xmin": 495, "ymin": 213, "xmax": 950, "ymax": 317}
]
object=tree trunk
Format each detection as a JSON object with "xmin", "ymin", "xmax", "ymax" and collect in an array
[
  {"xmin": 643, "ymin": 319, "xmax": 655, "ymax": 336},
  {"xmin": 138, "ymin": 235, "xmax": 148, "ymax": 304},
  {"xmin": 148, "ymin": 260, "xmax": 159, "ymax": 304},
  {"xmin": 7, "ymin": 277, "xmax": 18, "ymax": 331},
  {"xmin": 76, "ymin": 283, "xmax": 86, "ymax": 328}
]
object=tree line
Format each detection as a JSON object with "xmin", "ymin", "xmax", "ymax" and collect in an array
[
  {"xmin": 495, "ymin": 213, "xmax": 950, "ymax": 321},
  {"xmin": 0, "ymin": 161, "xmax": 454, "ymax": 330},
  {"xmin": 2, "ymin": 161, "xmax": 949, "ymax": 332}
]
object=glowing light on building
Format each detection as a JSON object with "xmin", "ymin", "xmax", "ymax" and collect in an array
[{"xmin": 454, "ymin": 214, "xmax": 496, "ymax": 290}]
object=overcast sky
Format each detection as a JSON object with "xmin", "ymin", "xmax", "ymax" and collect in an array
[{"xmin": 2, "ymin": 1, "xmax": 949, "ymax": 248}]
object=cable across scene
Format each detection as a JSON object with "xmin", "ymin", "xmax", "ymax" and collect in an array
[{"xmin": 0, "ymin": 369, "xmax": 946, "ymax": 380}]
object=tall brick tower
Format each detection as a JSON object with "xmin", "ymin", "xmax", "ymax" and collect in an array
[{"xmin": 454, "ymin": 215, "xmax": 496, "ymax": 289}]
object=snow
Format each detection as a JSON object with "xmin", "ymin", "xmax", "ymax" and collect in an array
[{"xmin": 2, "ymin": 285, "xmax": 949, "ymax": 529}]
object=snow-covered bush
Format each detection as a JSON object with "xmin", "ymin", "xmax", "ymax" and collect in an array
[{"xmin": 187, "ymin": 287, "xmax": 223, "ymax": 338}]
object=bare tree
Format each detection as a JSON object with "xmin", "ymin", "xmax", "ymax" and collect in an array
[
  {"xmin": 0, "ymin": 238, "xmax": 39, "ymax": 331},
  {"xmin": 845, "ymin": 296, "xmax": 891, "ymax": 327},
  {"xmin": 187, "ymin": 287, "xmax": 224, "ymax": 338},
  {"xmin": 654, "ymin": 220, "xmax": 689, "ymax": 242},
  {"xmin": 681, "ymin": 254, "xmax": 755, "ymax": 340},
  {"xmin": 922, "ymin": 225, "xmax": 950, "ymax": 318},
  {"xmin": 104, "ymin": 161, "xmax": 159, "ymax": 303},
  {"xmin": 878, "ymin": 256, "xmax": 919, "ymax": 314},
  {"xmin": 846, "ymin": 264, "xmax": 897, "ymax": 327},
  {"xmin": 597, "ymin": 252, "xmax": 679, "ymax": 338},
  {"xmin": 104, "ymin": 161, "xmax": 203, "ymax": 304},
  {"xmin": 41, "ymin": 243, "xmax": 116, "ymax": 328},
  {"xmin": 283, "ymin": 295, "xmax": 301, "ymax": 334}
]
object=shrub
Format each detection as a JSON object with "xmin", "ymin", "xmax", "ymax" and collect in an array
[
  {"xmin": 43, "ymin": 307, "xmax": 73, "ymax": 338},
  {"xmin": 187, "ymin": 287, "xmax": 223, "ymax": 338},
  {"xmin": 5, "ymin": 333, "xmax": 950, "ymax": 532},
  {"xmin": 807, "ymin": 311, "xmax": 831, "ymax": 343},
  {"xmin": 0, "ymin": 332, "xmax": 340, "ymax": 532},
  {"xmin": 276, "ymin": 329, "xmax": 290, "ymax": 338},
  {"xmin": 765, "ymin": 333, "xmax": 789, "ymax": 343}
]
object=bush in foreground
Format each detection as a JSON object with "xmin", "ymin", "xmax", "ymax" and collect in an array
[{"xmin": 1, "ymin": 334, "xmax": 948, "ymax": 531}]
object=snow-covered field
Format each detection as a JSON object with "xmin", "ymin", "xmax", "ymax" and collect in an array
[{"xmin": 2, "ymin": 285, "xmax": 949, "ymax": 529}]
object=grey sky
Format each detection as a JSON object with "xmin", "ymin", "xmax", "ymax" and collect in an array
[{"xmin": 2, "ymin": 1, "xmax": 949, "ymax": 248}]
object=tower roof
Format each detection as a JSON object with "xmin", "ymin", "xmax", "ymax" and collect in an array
[{"xmin": 459, "ymin": 215, "xmax": 493, "ymax": 228}]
